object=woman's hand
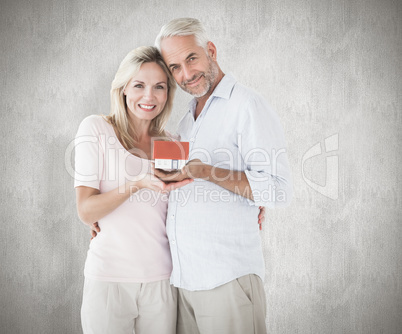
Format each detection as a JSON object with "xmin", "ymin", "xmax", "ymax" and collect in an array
[
  {"xmin": 135, "ymin": 173, "xmax": 169, "ymax": 192},
  {"xmin": 135, "ymin": 173, "xmax": 194, "ymax": 192}
]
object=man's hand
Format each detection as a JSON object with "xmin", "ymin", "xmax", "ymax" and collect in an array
[
  {"xmin": 258, "ymin": 206, "xmax": 265, "ymax": 230},
  {"xmin": 90, "ymin": 222, "xmax": 100, "ymax": 240},
  {"xmin": 152, "ymin": 159, "xmax": 205, "ymax": 182},
  {"xmin": 164, "ymin": 178, "xmax": 194, "ymax": 190}
]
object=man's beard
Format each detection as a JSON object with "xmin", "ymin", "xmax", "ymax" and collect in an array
[{"xmin": 180, "ymin": 56, "xmax": 219, "ymax": 98}]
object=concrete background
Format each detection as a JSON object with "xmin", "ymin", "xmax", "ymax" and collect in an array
[{"xmin": 1, "ymin": 0, "xmax": 401, "ymax": 333}]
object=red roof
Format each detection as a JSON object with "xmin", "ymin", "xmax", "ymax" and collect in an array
[{"xmin": 153, "ymin": 141, "xmax": 189, "ymax": 160}]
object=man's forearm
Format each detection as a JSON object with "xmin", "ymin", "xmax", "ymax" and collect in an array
[
  {"xmin": 193, "ymin": 164, "xmax": 254, "ymax": 201},
  {"xmin": 154, "ymin": 159, "xmax": 254, "ymax": 201}
]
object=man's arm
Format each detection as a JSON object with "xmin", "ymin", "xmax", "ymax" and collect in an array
[
  {"xmin": 153, "ymin": 161, "xmax": 266, "ymax": 229},
  {"xmin": 153, "ymin": 159, "xmax": 254, "ymax": 200},
  {"xmin": 155, "ymin": 91, "xmax": 292, "ymax": 208}
]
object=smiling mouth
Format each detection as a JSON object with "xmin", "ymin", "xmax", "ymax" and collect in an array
[
  {"xmin": 185, "ymin": 74, "xmax": 204, "ymax": 87},
  {"xmin": 138, "ymin": 104, "xmax": 156, "ymax": 111}
]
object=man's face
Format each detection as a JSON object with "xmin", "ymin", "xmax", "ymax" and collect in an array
[{"xmin": 160, "ymin": 35, "xmax": 219, "ymax": 98}]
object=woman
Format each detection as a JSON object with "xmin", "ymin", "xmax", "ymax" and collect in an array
[{"xmin": 74, "ymin": 46, "xmax": 191, "ymax": 334}]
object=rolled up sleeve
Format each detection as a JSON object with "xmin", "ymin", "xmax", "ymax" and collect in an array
[{"xmin": 240, "ymin": 95, "xmax": 293, "ymax": 208}]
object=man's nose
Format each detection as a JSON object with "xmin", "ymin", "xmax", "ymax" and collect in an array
[{"xmin": 182, "ymin": 64, "xmax": 193, "ymax": 82}]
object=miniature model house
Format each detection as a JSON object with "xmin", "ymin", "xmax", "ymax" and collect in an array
[{"xmin": 153, "ymin": 141, "xmax": 190, "ymax": 170}]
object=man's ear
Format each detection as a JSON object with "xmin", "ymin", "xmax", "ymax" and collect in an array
[{"xmin": 207, "ymin": 41, "xmax": 217, "ymax": 60}]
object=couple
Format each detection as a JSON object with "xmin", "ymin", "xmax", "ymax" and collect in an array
[{"xmin": 74, "ymin": 18, "xmax": 292, "ymax": 334}]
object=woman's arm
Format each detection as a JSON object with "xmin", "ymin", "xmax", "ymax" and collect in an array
[
  {"xmin": 76, "ymin": 180, "xmax": 138, "ymax": 225},
  {"xmin": 76, "ymin": 174, "xmax": 193, "ymax": 226}
]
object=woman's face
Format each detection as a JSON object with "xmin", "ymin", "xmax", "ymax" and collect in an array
[{"xmin": 124, "ymin": 62, "xmax": 168, "ymax": 123}]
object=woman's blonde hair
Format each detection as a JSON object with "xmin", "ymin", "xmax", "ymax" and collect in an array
[{"xmin": 105, "ymin": 46, "xmax": 176, "ymax": 151}]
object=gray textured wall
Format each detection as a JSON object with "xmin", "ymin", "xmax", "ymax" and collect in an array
[{"xmin": 1, "ymin": 0, "xmax": 401, "ymax": 333}]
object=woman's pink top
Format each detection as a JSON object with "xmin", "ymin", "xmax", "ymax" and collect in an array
[{"xmin": 74, "ymin": 115, "xmax": 171, "ymax": 282}]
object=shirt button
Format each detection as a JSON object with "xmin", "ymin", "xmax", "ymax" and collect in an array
[
  {"xmin": 171, "ymin": 240, "xmax": 176, "ymax": 245},
  {"xmin": 190, "ymin": 138, "xmax": 195, "ymax": 142}
]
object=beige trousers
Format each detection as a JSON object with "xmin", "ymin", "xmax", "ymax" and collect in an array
[
  {"xmin": 81, "ymin": 278, "xmax": 177, "ymax": 334},
  {"xmin": 177, "ymin": 274, "xmax": 267, "ymax": 334}
]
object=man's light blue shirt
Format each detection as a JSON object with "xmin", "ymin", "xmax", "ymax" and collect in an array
[{"xmin": 167, "ymin": 74, "xmax": 293, "ymax": 291}]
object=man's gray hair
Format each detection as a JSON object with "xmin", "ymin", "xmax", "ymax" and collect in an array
[{"xmin": 155, "ymin": 18, "xmax": 209, "ymax": 52}]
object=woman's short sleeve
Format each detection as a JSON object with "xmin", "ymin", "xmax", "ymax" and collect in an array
[{"xmin": 74, "ymin": 116, "xmax": 104, "ymax": 190}]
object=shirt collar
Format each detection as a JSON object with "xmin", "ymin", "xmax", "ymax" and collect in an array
[
  {"xmin": 210, "ymin": 73, "xmax": 236, "ymax": 100},
  {"xmin": 187, "ymin": 73, "xmax": 237, "ymax": 114}
]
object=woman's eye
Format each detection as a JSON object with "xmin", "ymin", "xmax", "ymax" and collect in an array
[
  {"xmin": 134, "ymin": 84, "xmax": 143, "ymax": 88},
  {"xmin": 156, "ymin": 85, "xmax": 165, "ymax": 89}
]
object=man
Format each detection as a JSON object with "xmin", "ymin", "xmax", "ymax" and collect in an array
[{"xmin": 154, "ymin": 18, "xmax": 293, "ymax": 334}]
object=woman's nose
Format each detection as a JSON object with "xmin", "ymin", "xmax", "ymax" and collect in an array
[{"xmin": 143, "ymin": 87, "xmax": 154, "ymax": 99}]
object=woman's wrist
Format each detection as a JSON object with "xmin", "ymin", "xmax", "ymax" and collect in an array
[{"xmin": 126, "ymin": 178, "xmax": 143, "ymax": 194}]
